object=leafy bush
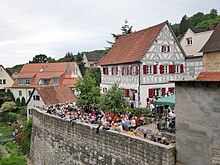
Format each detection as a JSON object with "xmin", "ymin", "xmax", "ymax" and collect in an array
[
  {"xmin": 0, "ymin": 112, "xmax": 18, "ymax": 122},
  {"xmin": 0, "ymin": 102, "xmax": 17, "ymax": 112},
  {"xmin": 5, "ymin": 142, "xmax": 20, "ymax": 157}
]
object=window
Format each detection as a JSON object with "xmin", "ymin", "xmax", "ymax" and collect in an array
[
  {"xmin": 124, "ymin": 67, "xmax": 128, "ymax": 75},
  {"xmin": 19, "ymin": 91, "xmax": 22, "ymax": 97},
  {"xmin": 28, "ymin": 91, "xmax": 32, "ymax": 96},
  {"xmin": 33, "ymin": 95, "xmax": 40, "ymax": 101},
  {"xmin": 147, "ymin": 65, "xmax": 153, "ymax": 74},
  {"xmin": 153, "ymin": 88, "xmax": 160, "ymax": 97},
  {"xmin": 18, "ymin": 79, "xmax": 30, "ymax": 85},
  {"xmin": 74, "ymin": 65, "xmax": 78, "ymax": 75},
  {"xmin": 103, "ymin": 88, "xmax": 107, "ymax": 93},
  {"xmin": 186, "ymin": 37, "xmax": 192, "ymax": 45},
  {"xmin": 161, "ymin": 45, "xmax": 170, "ymax": 52},
  {"xmin": 3, "ymin": 79, "xmax": 6, "ymax": 84},
  {"xmin": 0, "ymin": 79, "xmax": 2, "ymax": 84},
  {"xmin": 163, "ymin": 65, "xmax": 169, "ymax": 74},
  {"xmin": 174, "ymin": 65, "xmax": 181, "ymax": 73}
]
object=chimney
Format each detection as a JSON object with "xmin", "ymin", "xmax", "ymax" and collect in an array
[
  {"xmin": 209, "ymin": 23, "xmax": 217, "ymax": 30},
  {"xmin": 66, "ymin": 63, "xmax": 70, "ymax": 75}
]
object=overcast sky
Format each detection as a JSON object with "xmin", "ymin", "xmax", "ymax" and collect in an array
[{"xmin": 0, "ymin": 0, "xmax": 219, "ymax": 67}]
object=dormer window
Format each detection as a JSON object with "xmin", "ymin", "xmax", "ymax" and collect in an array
[
  {"xmin": 186, "ymin": 37, "xmax": 192, "ymax": 45},
  {"xmin": 161, "ymin": 45, "xmax": 170, "ymax": 52},
  {"xmin": 19, "ymin": 79, "xmax": 30, "ymax": 85}
]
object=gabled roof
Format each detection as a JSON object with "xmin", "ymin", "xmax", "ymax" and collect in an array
[
  {"xmin": 190, "ymin": 28, "xmax": 210, "ymax": 33},
  {"xmin": 200, "ymin": 22, "xmax": 220, "ymax": 53},
  {"xmin": 35, "ymin": 86, "xmax": 77, "ymax": 106},
  {"xmin": 99, "ymin": 21, "xmax": 167, "ymax": 65},
  {"xmin": 85, "ymin": 52, "xmax": 106, "ymax": 61},
  {"xmin": 197, "ymin": 72, "xmax": 220, "ymax": 81},
  {"xmin": 0, "ymin": 65, "xmax": 14, "ymax": 81},
  {"xmin": 12, "ymin": 62, "xmax": 80, "ymax": 88}
]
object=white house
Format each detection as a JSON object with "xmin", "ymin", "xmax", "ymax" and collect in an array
[
  {"xmin": 0, "ymin": 65, "xmax": 14, "ymax": 92},
  {"xmin": 180, "ymin": 28, "xmax": 213, "ymax": 79},
  {"xmin": 26, "ymin": 85, "xmax": 77, "ymax": 119},
  {"xmin": 99, "ymin": 21, "xmax": 186, "ymax": 108},
  {"xmin": 11, "ymin": 62, "xmax": 82, "ymax": 102}
]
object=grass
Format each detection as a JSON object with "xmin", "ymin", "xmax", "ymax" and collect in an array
[{"xmin": 0, "ymin": 122, "xmax": 13, "ymax": 140}]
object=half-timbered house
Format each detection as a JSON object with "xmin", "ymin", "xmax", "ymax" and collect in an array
[{"xmin": 99, "ymin": 21, "xmax": 186, "ymax": 108}]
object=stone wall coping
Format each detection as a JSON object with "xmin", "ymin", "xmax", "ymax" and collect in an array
[{"xmin": 34, "ymin": 108, "xmax": 174, "ymax": 150}]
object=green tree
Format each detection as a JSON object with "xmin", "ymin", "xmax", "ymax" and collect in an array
[
  {"xmin": 99, "ymin": 84, "xmax": 126, "ymax": 113},
  {"xmin": 16, "ymin": 98, "xmax": 21, "ymax": 107},
  {"xmin": 210, "ymin": 8, "xmax": 218, "ymax": 19},
  {"xmin": 4, "ymin": 89, "xmax": 15, "ymax": 102},
  {"xmin": 86, "ymin": 68, "xmax": 101, "ymax": 87},
  {"xmin": 76, "ymin": 74, "xmax": 100, "ymax": 108},
  {"xmin": 21, "ymin": 97, "xmax": 26, "ymax": 106},
  {"xmin": 179, "ymin": 15, "xmax": 191, "ymax": 36},
  {"xmin": 29, "ymin": 54, "xmax": 56, "ymax": 63},
  {"xmin": 107, "ymin": 19, "xmax": 133, "ymax": 49},
  {"xmin": 75, "ymin": 52, "xmax": 86, "ymax": 76},
  {"xmin": 64, "ymin": 51, "xmax": 74, "ymax": 62}
]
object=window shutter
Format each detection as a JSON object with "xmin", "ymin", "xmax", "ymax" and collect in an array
[
  {"xmin": 111, "ymin": 67, "xmax": 114, "ymax": 75},
  {"xmin": 127, "ymin": 67, "xmax": 129, "ymax": 75},
  {"xmin": 160, "ymin": 65, "xmax": 164, "ymax": 74},
  {"xmin": 122, "ymin": 67, "xmax": 124, "ymax": 75},
  {"xmin": 168, "ymin": 88, "xmax": 174, "ymax": 94},
  {"xmin": 153, "ymin": 65, "xmax": 157, "ymax": 74},
  {"xmin": 126, "ymin": 89, "xmax": 130, "ymax": 97},
  {"xmin": 103, "ymin": 68, "xmax": 105, "ymax": 75},
  {"xmin": 169, "ymin": 65, "xmax": 174, "ymax": 74},
  {"xmin": 149, "ymin": 89, "xmax": 153, "ymax": 98},
  {"xmin": 162, "ymin": 88, "xmax": 166, "ymax": 95},
  {"xmin": 130, "ymin": 66, "xmax": 132, "ymax": 75},
  {"xmin": 168, "ymin": 46, "xmax": 170, "ymax": 52},
  {"xmin": 180, "ymin": 64, "xmax": 184, "ymax": 73},
  {"xmin": 161, "ymin": 46, "xmax": 164, "ymax": 52},
  {"xmin": 106, "ymin": 67, "xmax": 108, "ymax": 75},
  {"xmin": 116, "ymin": 67, "xmax": 118, "ymax": 75},
  {"xmin": 143, "ymin": 65, "xmax": 147, "ymax": 74},
  {"xmin": 136, "ymin": 66, "xmax": 138, "ymax": 75},
  {"xmin": 135, "ymin": 90, "xmax": 137, "ymax": 93}
]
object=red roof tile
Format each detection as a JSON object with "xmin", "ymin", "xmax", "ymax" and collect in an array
[
  {"xmin": 35, "ymin": 86, "xmax": 77, "ymax": 105},
  {"xmin": 197, "ymin": 72, "xmax": 220, "ymax": 81},
  {"xmin": 99, "ymin": 21, "xmax": 166, "ymax": 65},
  {"xmin": 12, "ymin": 62, "xmax": 79, "ymax": 87}
]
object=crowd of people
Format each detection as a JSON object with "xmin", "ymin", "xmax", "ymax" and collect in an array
[{"xmin": 38, "ymin": 101, "xmax": 174, "ymax": 145}]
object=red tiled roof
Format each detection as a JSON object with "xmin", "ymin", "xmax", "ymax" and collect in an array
[
  {"xmin": 62, "ymin": 77, "xmax": 79, "ymax": 87},
  {"xmin": 99, "ymin": 21, "xmax": 166, "ymax": 65},
  {"xmin": 12, "ymin": 62, "xmax": 79, "ymax": 87},
  {"xmin": 197, "ymin": 72, "xmax": 220, "ymax": 81},
  {"xmin": 35, "ymin": 86, "xmax": 77, "ymax": 106}
]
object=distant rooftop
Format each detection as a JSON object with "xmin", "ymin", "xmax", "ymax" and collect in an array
[{"xmin": 85, "ymin": 52, "xmax": 106, "ymax": 61}]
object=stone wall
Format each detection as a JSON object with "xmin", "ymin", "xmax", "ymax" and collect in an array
[
  {"xmin": 203, "ymin": 52, "xmax": 220, "ymax": 71},
  {"xmin": 175, "ymin": 81, "xmax": 220, "ymax": 165},
  {"xmin": 29, "ymin": 109, "xmax": 175, "ymax": 165}
]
